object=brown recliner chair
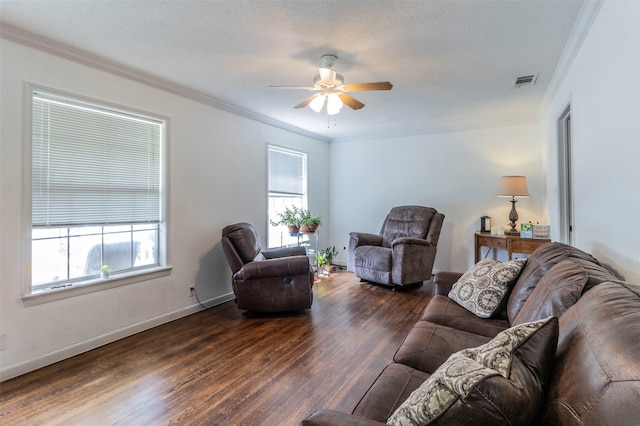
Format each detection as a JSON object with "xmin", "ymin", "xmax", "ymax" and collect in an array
[
  {"xmin": 221, "ymin": 222, "xmax": 314, "ymax": 312},
  {"xmin": 348, "ymin": 206, "xmax": 444, "ymax": 288}
]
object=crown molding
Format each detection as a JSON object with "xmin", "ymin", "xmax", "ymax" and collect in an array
[
  {"xmin": 0, "ymin": 23, "xmax": 329, "ymax": 143},
  {"xmin": 537, "ymin": 0, "xmax": 603, "ymax": 120},
  {"xmin": 330, "ymin": 116, "xmax": 539, "ymax": 144}
]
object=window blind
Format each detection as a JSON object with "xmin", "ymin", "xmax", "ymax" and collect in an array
[
  {"xmin": 32, "ymin": 92, "xmax": 163, "ymax": 227},
  {"xmin": 268, "ymin": 148, "xmax": 304, "ymax": 196}
]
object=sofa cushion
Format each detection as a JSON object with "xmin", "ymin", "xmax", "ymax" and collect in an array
[
  {"xmin": 394, "ymin": 321, "xmax": 492, "ymax": 373},
  {"xmin": 513, "ymin": 257, "xmax": 617, "ymax": 325},
  {"xmin": 420, "ymin": 295, "xmax": 510, "ymax": 338},
  {"xmin": 352, "ymin": 363, "xmax": 431, "ymax": 423},
  {"xmin": 506, "ymin": 242, "xmax": 600, "ymax": 323},
  {"xmin": 540, "ymin": 281, "xmax": 640, "ymax": 425},
  {"xmin": 387, "ymin": 317, "xmax": 558, "ymax": 425},
  {"xmin": 448, "ymin": 258, "xmax": 526, "ymax": 318}
]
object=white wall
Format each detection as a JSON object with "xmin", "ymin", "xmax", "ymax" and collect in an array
[
  {"xmin": 540, "ymin": 0, "xmax": 640, "ymax": 283},
  {"xmin": 327, "ymin": 124, "xmax": 544, "ymax": 272},
  {"xmin": 0, "ymin": 39, "xmax": 329, "ymax": 380}
]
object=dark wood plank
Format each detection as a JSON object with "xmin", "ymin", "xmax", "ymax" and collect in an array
[{"xmin": 0, "ymin": 270, "xmax": 433, "ymax": 425}]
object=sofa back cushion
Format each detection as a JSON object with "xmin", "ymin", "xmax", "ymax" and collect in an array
[
  {"xmin": 512, "ymin": 258, "xmax": 617, "ymax": 326},
  {"xmin": 539, "ymin": 281, "xmax": 640, "ymax": 424},
  {"xmin": 506, "ymin": 242, "xmax": 600, "ymax": 323}
]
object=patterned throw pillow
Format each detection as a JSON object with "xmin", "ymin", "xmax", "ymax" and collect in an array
[
  {"xmin": 448, "ymin": 258, "xmax": 526, "ymax": 318},
  {"xmin": 387, "ymin": 317, "xmax": 558, "ymax": 426}
]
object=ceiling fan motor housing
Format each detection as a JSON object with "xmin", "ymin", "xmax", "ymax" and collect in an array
[{"xmin": 320, "ymin": 54, "xmax": 338, "ymax": 68}]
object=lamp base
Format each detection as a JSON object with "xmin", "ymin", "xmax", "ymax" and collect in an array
[{"xmin": 506, "ymin": 197, "xmax": 520, "ymax": 236}]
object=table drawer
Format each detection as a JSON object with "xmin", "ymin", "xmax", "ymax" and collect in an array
[
  {"xmin": 477, "ymin": 237, "xmax": 507, "ymax": 249},
  {"xmin": 511, "ymin": 238, "xmax": 550, "ymax": 254}
]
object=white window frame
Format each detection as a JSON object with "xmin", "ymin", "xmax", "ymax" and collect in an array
[
  {"xmin": 267, "ymin": 145, "xmax": 308, "ymax": 248},
  {"xmin": 22, "ymin": 84, "xmax": 170, "ymax": 305}
]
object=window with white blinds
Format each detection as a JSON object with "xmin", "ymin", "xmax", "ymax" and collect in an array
[
  {"xmin": 267, "ymin": 146, "xmax": 307, "ymax": 248},
  {"xmin": 32, "ymin": 92, "xmax": 163, "ymax": 227},
  {"xmin": 268, "ymin": 147, "xmax": 305, "ymax": 197},
  {"xmin": 29, "ymin": 89, "xmax": 166, "ymax": 292}
]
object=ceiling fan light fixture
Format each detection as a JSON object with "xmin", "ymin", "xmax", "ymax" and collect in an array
[
  {"xmin": 326, "ymin": 93, "xmax": 344, "ymax": 115},
  {"xmin": 309, "ymin": 94, "xmax": 326, "ymax": 113}
]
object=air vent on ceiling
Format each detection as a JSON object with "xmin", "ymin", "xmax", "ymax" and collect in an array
[{"xmin": 513, "ymin": 74, "xmax": 538, "ymax": 88}]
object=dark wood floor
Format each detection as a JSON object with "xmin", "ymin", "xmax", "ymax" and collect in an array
[{"xmin": 0, "ymin": 269, "xmax": 433, "ymax": 425}]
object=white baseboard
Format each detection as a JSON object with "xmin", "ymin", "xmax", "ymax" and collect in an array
[{"xmin": 0, "ymin": 292, "xmax": 235, "ymax": 382}]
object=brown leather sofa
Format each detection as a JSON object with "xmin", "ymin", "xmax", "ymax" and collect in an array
[
  {"xmin": 302, "ymin": 242, "xmax": 640, "ymax": 425},
  {"xmin": 221, "ymin": 222, "xmax": 314, "ymax": 312}
]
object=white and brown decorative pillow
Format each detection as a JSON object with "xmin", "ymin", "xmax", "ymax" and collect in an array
[
  {"xmin": 387, "ymin": 317, "xmax": 558, "ymax": 426},
  {"xmin": 448, "ymin": 258, "xmax": 526, "ymax": 318}
]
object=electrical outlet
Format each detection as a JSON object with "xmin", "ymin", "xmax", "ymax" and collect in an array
[{"xmin": 189, "ymin": 286, "xmax": 196, "ymax": 297}]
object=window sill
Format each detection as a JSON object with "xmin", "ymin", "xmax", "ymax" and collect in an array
[{"xmin": 21, "ymin": 266, "xmax": 173, "ymax": 307}]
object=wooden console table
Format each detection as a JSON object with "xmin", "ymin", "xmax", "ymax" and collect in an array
[{"xmin": 474, "ymin": 232, "xmax": 551, "ymax": 262}]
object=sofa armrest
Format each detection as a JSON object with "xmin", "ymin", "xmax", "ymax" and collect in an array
[
  {"xmin": 300, "ymin": 409, "xmax": 385, "ymax": 425},
  {"xmin": 432, "ymin": 271, "xmax": 463, "ymax": 295},
  {"xmin": 234, "ymin": 255, "xmax": 310, "ymax": 280},
  {"xmin": 262, "ymin": 246, "xmax": 307, "ymax": 259}
]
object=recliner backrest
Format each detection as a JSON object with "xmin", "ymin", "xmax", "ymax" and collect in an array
[
  {"xmin": 379, "ymin": 206, "xmax": 439, "ymax": 247},
  {"xmin": 221, "ymin": 223, "xmax": 262, "ymax": 273}
]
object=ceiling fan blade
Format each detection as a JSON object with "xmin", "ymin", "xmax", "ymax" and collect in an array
[
  {"xmin": 338, "ymin": 93, "xmax": 365, "ymax": 110},
  {"xmin": 269, "ymin": 85, "xmax": 317, "ymax": 90},
  {"xmin": 343, "ymin": 82, "xmax": 393, "ymax": 92},
  {"xmin": 319, "ymin": 68, "xmax": 337, "ymax": 84},
  {"xmin": 294, "ymin": 93, "xmax": 322, "ymax": 109}
]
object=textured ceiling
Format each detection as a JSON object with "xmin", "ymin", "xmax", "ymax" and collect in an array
[{"xmin": 0, "ymin": 0, "xmax": 585, "ymax": 141}]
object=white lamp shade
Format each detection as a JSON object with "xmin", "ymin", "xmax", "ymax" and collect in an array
[
  {"xmin": 309, "ymin": 94, "xmax": 326, "ymax": 113},
  {"xmin": 326, "ymin": 93, "xmax": 344, "ymax": 115},
  {"xmin": 497, "ymin": 176, "xmax": 529, "ymax": 198}
]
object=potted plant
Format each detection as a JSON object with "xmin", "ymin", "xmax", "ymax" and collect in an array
[
  {"xmin": 270, "ymin": 206, "xmax": 302, "ymax": 234},
  {"xmin": 317, "ymin": 246, "xmax": 339, "ymax": 275},
  {"xmin": 300, "ymin": 209, "xmax": 322, "ymax": 234},
  {"xmin": 101, "ymin": 264, "xmax": 111, "ymax": 279}
]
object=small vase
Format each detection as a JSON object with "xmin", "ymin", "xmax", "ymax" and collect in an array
[{"xmin": 101, "ymin": 271, "xmax": 110, "ymax": 279}]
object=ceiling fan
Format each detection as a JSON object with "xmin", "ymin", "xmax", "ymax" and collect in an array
[{"xmin": 270, "ymin": 54, "xmax": 393, "ymax": 115}]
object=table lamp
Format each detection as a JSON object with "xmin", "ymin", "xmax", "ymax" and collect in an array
[{"xmin": 497, "ymin": 176, "xmax": 529, "ymax": 236}]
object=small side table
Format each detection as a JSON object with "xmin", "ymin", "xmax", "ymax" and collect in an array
[{"xmin": 474, "ymin": 232, "xmax": 551, "ymax": 263}]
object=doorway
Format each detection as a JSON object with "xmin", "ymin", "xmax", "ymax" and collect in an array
[{"xmin": 558, "ymin": 105, "xmax": 573, "ymax": 244}]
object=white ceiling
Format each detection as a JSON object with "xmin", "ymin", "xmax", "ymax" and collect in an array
[{"xmin": 0, "ymin": 0, "xmax": 585, "ymax": 141}]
